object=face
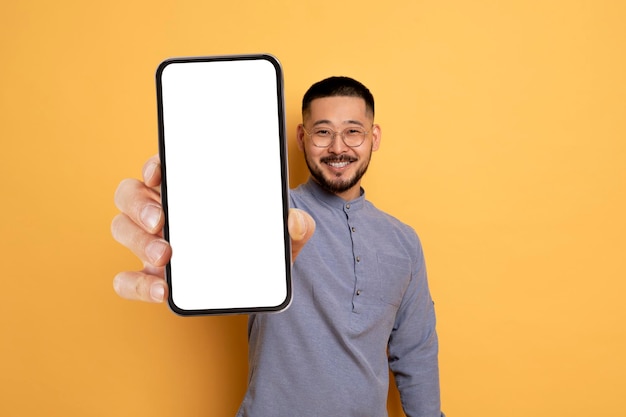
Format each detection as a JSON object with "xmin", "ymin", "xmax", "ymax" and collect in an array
[{"xmin": 297, "ymin": 96, "xmax": 381, "ymax": 200}]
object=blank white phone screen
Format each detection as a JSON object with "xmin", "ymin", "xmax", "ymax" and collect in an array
[{"xmin": 157, "ymin": 56, "xmax": 290, "ymax": 314}]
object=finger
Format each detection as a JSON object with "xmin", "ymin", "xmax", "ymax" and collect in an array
[
  {"xmin": 114, "ymin": 178, "xmax": 164, "ymax": 234},
  {"xmin": 142, "ymin": 154, "xmax": 162, "ymax": 190},
  {"xmin": 111, "ymin": 213, "xmax": 172, "ymax": 267},
  {"xmin": 113, "ymin": 270, "xmax": 169, "ymax": 303},
  {"xmin": 142, "ymin": 262, "xmax": 165, "ymax": 278},
  {"xmin": 288, "ymin": 208, "xmax": 316, "ymax": 262}
]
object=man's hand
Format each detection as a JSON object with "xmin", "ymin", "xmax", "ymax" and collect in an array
[{"xmin": 111, "ymin": 155, "xmax": 315, "ymax": 303}]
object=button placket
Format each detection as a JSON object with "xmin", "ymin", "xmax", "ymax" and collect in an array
[{"xmin": 346, "ymin": 206, "xmax": 364, "ymax": 310}]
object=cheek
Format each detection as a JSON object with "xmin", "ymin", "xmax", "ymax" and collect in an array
[
  {"xmin": 303, "ymin": 144, "xmax": 324, "ymax": 159},
  {"xmin": 357, "ymin": 145, "xmax": 374, "ymax": 159}
]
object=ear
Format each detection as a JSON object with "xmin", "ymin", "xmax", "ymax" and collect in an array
[
  {"xmin": 371, "ymin": 124, "xmax": 382, "ymax": 152},
  {"xmin": 296, "ymin": 124, "xmax": 305, "ymax": 151}
]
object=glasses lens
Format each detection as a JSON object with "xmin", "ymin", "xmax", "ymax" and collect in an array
[
  {"xmin": 311, "ymin": 128, "xmax": 332, "ymax": 147},
  {"xmin": 342, "ymin": 127, "xmax": 367, "ymax": 147}
]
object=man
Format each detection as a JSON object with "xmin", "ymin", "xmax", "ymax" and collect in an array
[{"xmin": 112, "ymin": 76, "xmax": 444, "ymax": 416}]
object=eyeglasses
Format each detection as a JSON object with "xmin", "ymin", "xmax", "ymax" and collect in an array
[{"xmin": 302, "ymin": 125, "xmax": 372, "ymax": 148}]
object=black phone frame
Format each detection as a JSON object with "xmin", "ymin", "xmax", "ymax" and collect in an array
[{"xmin": 155, "ymin": 54, "xmax": 292, "ymax": 316}]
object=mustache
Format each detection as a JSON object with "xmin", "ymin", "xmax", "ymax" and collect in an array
[{"xmin": 320, "ymin": 155, "xmax": 357, "ymax": 164}]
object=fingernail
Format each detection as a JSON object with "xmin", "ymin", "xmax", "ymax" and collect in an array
[
  {"xmin": 140, "ymin": 204, "xmax": 161, "ymax": 231},
  {"xmin": 150, "ymin": 283, "xmax": 165, "ymax": 302},
  {"xmin": 289, "ymin": 210, "xmax": 307, "ymax": 241},
  {"xmin": 143, "ymin": 161, "xmax": 157, "ymax": 181},
  {"xmin": 146, "ymin": 239, "xmax": 168, "ymax": 264}
]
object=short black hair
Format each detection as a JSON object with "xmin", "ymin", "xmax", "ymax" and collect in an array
[{"xmin": 302, "ymin": 76, "xmax": 375, "ymax": 119}]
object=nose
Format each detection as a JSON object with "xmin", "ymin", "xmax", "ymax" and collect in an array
[{"xmin": 327, "ymin": 133, "xmax": 349, "ymax": 154}]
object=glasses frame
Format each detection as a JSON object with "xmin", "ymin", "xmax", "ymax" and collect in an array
[{"xmin": 301, "ymin": 125, "xmax": 373, "ymax": 148}]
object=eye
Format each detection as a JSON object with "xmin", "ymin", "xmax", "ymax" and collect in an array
[
  {"xmin": 314, "ymin": 128, "xmax": 332, "ymax": 137},
  {"xmin": 345, "ymin": 128, "xmax": 365, "ymax": 137}
]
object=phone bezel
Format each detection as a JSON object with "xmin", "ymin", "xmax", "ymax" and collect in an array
[{"xmin": 155, "ymin": 54, "xmax": 292, "ymax": 316}]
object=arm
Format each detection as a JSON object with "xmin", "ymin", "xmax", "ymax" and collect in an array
[
  {"xmin": 111, "ymin": 155, "xmax": 315, "ymax": 303},
  {"xmin": 387, "ymin": 242, "xmax": 445, "ymax": 417}
]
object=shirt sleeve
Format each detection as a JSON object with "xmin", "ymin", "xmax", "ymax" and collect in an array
[{"xmin": 387, "ymin": 238, "xmax": 445, "ymax": 417}]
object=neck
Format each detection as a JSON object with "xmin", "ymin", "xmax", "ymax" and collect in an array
[
  {"xmin": 335, "ymin": 186, "xmax": 361, "ymax": 201},
  {"xmin": 311, "ymin": 177, "xmax": 362, "ymax": 201}
]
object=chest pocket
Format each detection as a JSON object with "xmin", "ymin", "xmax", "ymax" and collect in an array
[{"xmin": 376, "ymin": 253, "xmax": 412, "ymax": 306}]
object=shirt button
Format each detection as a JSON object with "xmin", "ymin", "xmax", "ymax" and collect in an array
[
  {"xmin": 351, "ymin": 226, "xmax": 356, "ymax": 232},
  {"xmin": 356, "ymin": 256, "xmax": 361, "ymax": 263},
  {"xmin": 346, "ymin": 203, "xmax": 351, "ymax": 209},
  {"xmin": 356, "ymin": 289, "xmax": 362, "ymax": 296}
]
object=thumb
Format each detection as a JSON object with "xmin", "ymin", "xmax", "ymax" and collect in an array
[{"xmin": 288, "ymin": 208, "xmax": 315, "ymax": 262}]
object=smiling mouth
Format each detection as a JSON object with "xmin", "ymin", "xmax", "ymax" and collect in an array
[
  {"xmin": 328, "ymin": 161, "xmax": 350, "ymax": 168},
  {"xmin": 322, "ymin": 156, "xmax": 356, "ymax": 169}
]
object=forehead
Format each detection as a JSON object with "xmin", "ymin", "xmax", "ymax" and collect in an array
[{"xmin": 304, "ymin": 96, "xmax": 370, "ymax": 124}]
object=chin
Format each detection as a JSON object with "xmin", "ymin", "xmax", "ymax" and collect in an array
[{"xmin": 318, "ymin": 174, "xmax": 359, "ymax": 194}]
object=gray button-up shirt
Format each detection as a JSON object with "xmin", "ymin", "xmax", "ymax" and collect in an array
[{"xmin": 237, "ymin": 178, "xmax": 443, "ymax": 417}]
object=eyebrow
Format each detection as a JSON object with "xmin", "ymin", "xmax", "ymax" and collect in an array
[{"xmin": 312, "ymin": 119, "xmax": 366, "ymax": 127}]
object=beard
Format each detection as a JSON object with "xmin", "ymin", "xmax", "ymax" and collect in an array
[{"xmin": 303, "ymin": 151, "xmax": 373, "ymax": 195}]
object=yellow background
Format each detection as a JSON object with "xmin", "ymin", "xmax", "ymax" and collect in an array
[{"xmin": 1, "ymin": 0, "xmax": 625, "ymax": 416}]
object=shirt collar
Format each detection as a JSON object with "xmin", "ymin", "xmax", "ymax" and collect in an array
[{"xmin": 303, "ymin": 177, "xmax": 366, "ymax": 212}]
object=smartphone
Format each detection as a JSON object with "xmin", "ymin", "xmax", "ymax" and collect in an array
[{"xmin": 156, "ymin": 54, "xmax": 291, "ymax": 316}]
